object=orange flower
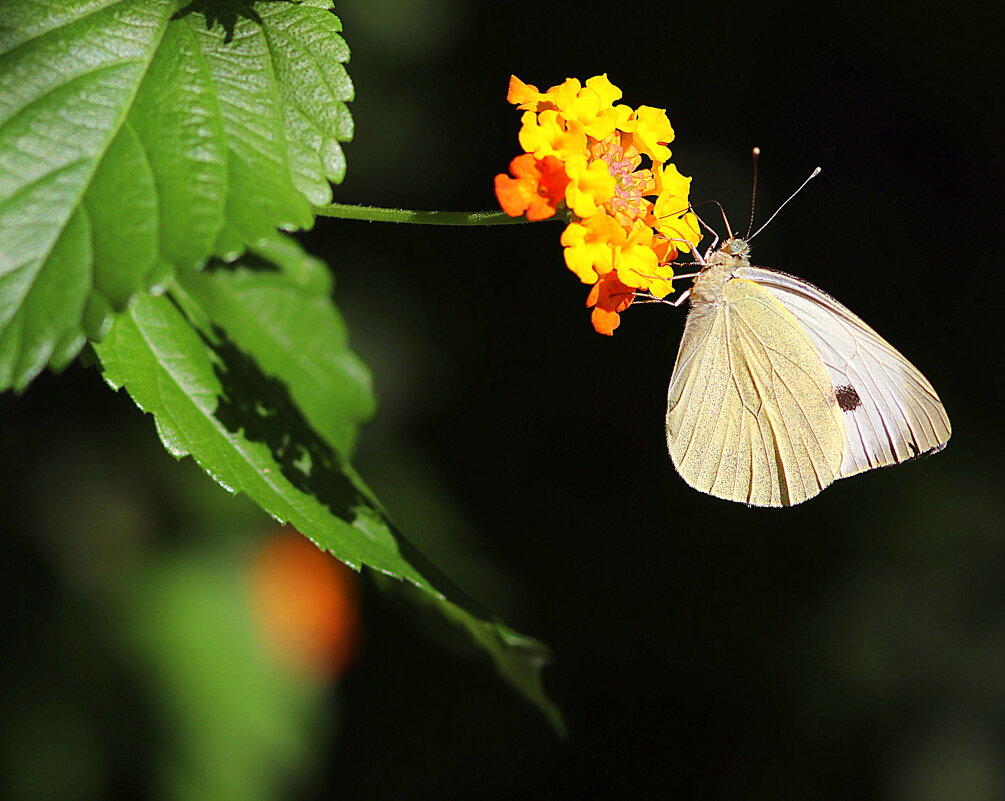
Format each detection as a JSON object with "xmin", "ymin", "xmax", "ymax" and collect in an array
[
  {"xmin": 496, "ymin": 74, "xmax": 702, "ymax": 334},
  {"xmin": 587, "ymin": 272, "xmax": 636, "ymax": 335},
  {"xmin": 507, "ymin": 75, "xmax": 545, "ymax": 108},
  {"xmin": 495, "ymin": 153, "xmax": 570, "ymax": 221}
]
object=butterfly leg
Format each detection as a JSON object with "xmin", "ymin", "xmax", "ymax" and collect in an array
[
  {"xmin": 663, "ymin": 238, "xmax": 706, "ymax": 265},
  {"xmin": 632, "ymin": 289, "xmax": 691, "ymax": 307},
  {"xmin": 632, "ymin": 268, "xmax": 701, "ymax": 283},
  {"xmin": 666, "ymin": 288, "xmax": 691, "ymax": 307},
  {"xmin": 689, "ymin": 206, "xmax": 721, "ymax": 252}
]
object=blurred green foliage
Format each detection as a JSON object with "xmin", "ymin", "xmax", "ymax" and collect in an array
[{"xmin": 0, "ymin": 405, "xmax": 330, "ymax": 801}]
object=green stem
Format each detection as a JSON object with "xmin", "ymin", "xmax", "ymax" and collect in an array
[{"xmin": 313, "ymin": 203, "xmax": 538, "ymax": 226}]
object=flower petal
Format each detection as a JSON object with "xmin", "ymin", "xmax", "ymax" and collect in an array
[
  {"xmin": 494, "ymin": 154, "xmax": 570, "ymax": 220},
  {"xmin": 631, "ymin": 106, "xmax": 675, "ymax": 162},
  {"xmin": 564, "ymin": 154, "xmax": 616, "ymax": 218},
  {"xmin": 507, "ymin": 75, "xmax": 542, "ymax": 108}
]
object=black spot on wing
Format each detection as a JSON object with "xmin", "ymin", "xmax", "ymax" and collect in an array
[{"xmin": 836, "ymin": 384, "xmax": 862, "ymax": 412}]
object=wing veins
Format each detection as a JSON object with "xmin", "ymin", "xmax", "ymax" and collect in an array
[
  {"xmin": 732, "ymin": 316, "xmax": 809, "ymax": 498},
  {"xmin": 676, "ymin": 311, "xmax": 723, "ymax": 471},
  {"xmin": 730, "ymin": 308, "xmax": 835, "ymax": 481}
]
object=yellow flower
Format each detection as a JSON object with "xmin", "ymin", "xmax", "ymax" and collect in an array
[
  {"xmin": 561, "ymin": 214, "xmax": 623, "ymax": 283},
  {"xmin": 553, "ymin": 78, "xmax": 626, "ymax": 141},
  {"xmin": 651, "ymin": 163, "xmax": 700, "ymax": 250},
  {"xmin": 584, "ymin": 74, "xmax": 622, "ymax": 108},
  {"xmin": 518, "ymin": 109, "xmax": 587, "ymax": 161},
  {"xmin": 653, "ymin": 200, "xmax": 701, "ymax": 254},
  {"xmin": 562, "ymin": 215, "xmax": 663, "ymax": 292},
  {"xmin": 497, "ymin": 74, "xmax": 702, "ymax": 335},
  {"xmin": 645, "ymin": 263, "xmax": 678, "ymax": 298},
  {"xmin": 611, "ymin": 222, "xmax": 658, "ymax": 289},
  {"xmin": 622, "ymin": 106, "xmax": 675, "ymax": 163},
  {"xmin": 653, "ymin": 160, "xmax": 690, "ymax": 197},
  {"xmin": 563, "ymin": 153, "xmax": 616, "ymax": 218},
  {"xmin": 652, "ymin": 167, "xmax": 701, "ymax": 253},
  {"xmin": 542, "ymin": 77, "xmax": 584, "ymax": 113}
]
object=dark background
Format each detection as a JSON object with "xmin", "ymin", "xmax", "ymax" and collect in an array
[{"xmin": 2, "ymin": 1, "xmax": 1003, "ymax": 799}]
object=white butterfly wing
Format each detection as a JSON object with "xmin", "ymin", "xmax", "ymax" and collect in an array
[
  {"xmin": 736, "ymin": 266, "xmax": 951, "ymax": 478},
  {"xmin": 667, "ymin": 277, "xmax": 845, "ymax": 506}
]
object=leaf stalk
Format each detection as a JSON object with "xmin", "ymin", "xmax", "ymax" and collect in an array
[{"xmin": 313, "ymin": 203, "xmax": 536, "ymax": 226}]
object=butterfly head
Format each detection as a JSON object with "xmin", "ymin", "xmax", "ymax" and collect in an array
[
  {"xmin": 719, "ymin": 237, "xmax": 751, "ymax": 259},
  {"xmin": 693, "ymin": 237, "xmax": 751, "ymax": 304}
]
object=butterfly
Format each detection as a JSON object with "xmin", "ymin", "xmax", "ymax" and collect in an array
[{"xmin": 664, "ymin": 235, "xmax": 951, "ymax": 507}]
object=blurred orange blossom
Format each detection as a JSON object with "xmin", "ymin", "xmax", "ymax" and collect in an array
[{"xmin": 250, "ymin": 529, "xmax": 361, "ymax": 683}]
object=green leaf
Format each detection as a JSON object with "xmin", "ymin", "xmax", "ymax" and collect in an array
[
  {"xmin": 93, "ymin": 235, "xmax": 563, "ymax": 732},
  {"xmin": 175, "ymin": 235, "xmax": 374, "ymax": 457},
  {"xmin": 0, "ymin": 0, "xmax": 353, "ymax": 391}
]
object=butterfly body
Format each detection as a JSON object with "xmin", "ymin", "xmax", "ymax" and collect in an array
[
  {"xmin": 687, "ymin": 236, "xmax": 752, "ymax": 306},
  {"xmin": 666, "ymin": 237, "xmax": 951, "ymax": 507}
]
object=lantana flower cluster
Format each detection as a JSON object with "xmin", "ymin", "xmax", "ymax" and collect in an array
[{"xmin": 494, "ymin": 75, "xmax": 701, "ymax": 334}]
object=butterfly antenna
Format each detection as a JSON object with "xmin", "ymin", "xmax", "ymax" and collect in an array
[
  {"xmin": 744, "ymin": 147, "xmax": 760, "ymax": 239},
  {"xmin": 685, "ymin": 200, "xmax": 728, "ymax": 236},
  {"xmin": 747, "ymin": 166, "xmax": 822, "ymax": 241},
  {"xmin": 717, "ymin": 200, "xmax": 734, "ymax": 240}
]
